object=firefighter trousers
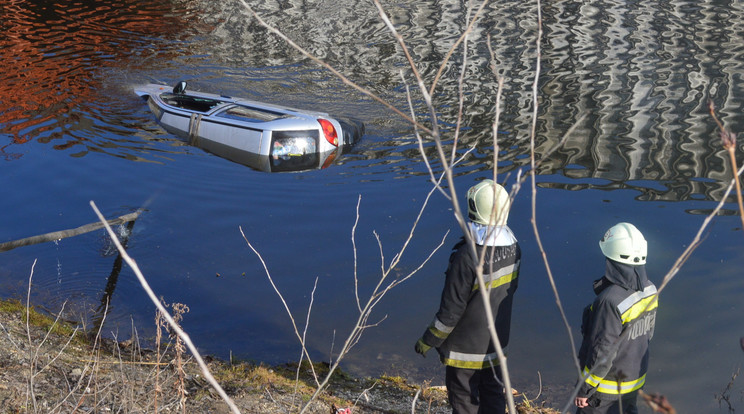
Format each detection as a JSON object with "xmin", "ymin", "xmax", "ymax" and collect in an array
[{"xmin": 445, "ymin": 365, "xmax": 505, "ymax": 414}]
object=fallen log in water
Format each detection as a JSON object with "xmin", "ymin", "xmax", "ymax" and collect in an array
[{"xmin": 0, "ymin": 211, "xmax": 142, "ymax": 253}]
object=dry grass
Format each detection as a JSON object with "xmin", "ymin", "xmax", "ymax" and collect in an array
[
  {"xmin": 0, "ymin": 295, "xmax": 456, "ymax": 413},
  {"xmin": 0, "ymin": 293, "xmax": 572, "ymax": 413}
]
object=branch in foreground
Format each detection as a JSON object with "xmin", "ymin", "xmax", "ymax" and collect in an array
[
  {"xmin": 236, "ymin": 1, "xmax": 575, "ymax": 412},
  {"xmin": 237, "ymin": 0, "xmax": 431, "ymax": 136},
  {"xmin": 238, "ymin": 184, "xmax": 447, "ymax": 414},
  {"xmin": 239, "ymin": 226, "xmax": 319, "ymax": 386},
  {"xmin": 709, "ymin": 100, "xmax": 744, "ymax": 231},
  {"xmin": 0, "ymin": 211, "xmax": 141, "ymax": 252},
  {"xmin": 89, "ymin": 201, "xmax": 241, "ymax": 414}
]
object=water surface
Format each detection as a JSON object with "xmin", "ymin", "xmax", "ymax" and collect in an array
[{"xmin": 1, "ymin": 0, "xmax": 743, "ymax": 411}]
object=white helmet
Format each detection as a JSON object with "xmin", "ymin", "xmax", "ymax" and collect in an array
[
  {"xmin": 599, "ymin": 222, "xmax": 647, "ymax": 265},
  {"xmin": 467, "ymin": 179, "xmax": 510, "ymax": 226}
]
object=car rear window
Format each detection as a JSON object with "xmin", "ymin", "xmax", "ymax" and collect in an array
[{"xmin": 216, "ymin": 105, "xmax": 286, "ymax": 122}]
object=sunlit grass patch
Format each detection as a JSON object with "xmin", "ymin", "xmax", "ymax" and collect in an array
[{"xmin": 0, "ymin": 298, "xmax": 84, "ymax": 345}]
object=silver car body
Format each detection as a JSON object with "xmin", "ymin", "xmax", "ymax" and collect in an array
[{"xmin": 134, "ymin": 83, "xmax": 363, "ymax": 172}]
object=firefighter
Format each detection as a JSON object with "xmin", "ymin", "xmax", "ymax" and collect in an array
[
  {"xmin": 575, "ymin": 222, "xmax": 658, "ymax": 414},
  {"xmin": 414, "ymin": 179, "xmax": 521, "ymax": 414}
]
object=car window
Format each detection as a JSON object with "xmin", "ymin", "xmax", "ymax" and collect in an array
[
  {"xmin": 160, "ymin": 93, "xmax": 223, "ymax": 113},
  {"xmin": 216, "ymin": 105, "xmax": 286, "ymax": 122}
]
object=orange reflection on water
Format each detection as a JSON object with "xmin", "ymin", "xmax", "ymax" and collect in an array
[{"xmin": 0, "ymin": 0, "xmax": 194, "ymax": 152}]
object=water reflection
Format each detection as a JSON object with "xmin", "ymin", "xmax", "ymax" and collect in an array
[
  {"xmin": 0, "ymin": 0, "xmax": 208, "ymax": 159},
  {"xmin": 92, "ymin": 218, "xmax": 137, "ymax": 335},
  {"xmin": 199, "ymin": 0, "xmax": 744, "ymax": 204},
  {"xmin": 4, "ymin": 0, "xmax": 744, "ymax": 201},
  {"xmin": 2, "ymin": 2, "xmax": 743, "ymax": 411},
  {"xmin": 538, "ymin": 0, "xmax": 744, "ymax": 203}
]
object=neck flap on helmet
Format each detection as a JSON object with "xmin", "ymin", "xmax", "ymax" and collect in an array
[{"xmin": 602, "ymin": 258, "xmax": 647, "ymax": 292}]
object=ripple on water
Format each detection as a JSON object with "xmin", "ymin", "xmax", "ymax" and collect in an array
[{"xmin": 4, "ymin": 1, "xmax": 744, "ymax": 412}]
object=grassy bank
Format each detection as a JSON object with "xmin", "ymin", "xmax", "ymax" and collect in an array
[
  {"xmin": 0, "ymin": 297, "xmax": 439, "ymax": 413},
  {"xmin": 0, "ymin": 298, "xmax": 563, "ymax": 413}
]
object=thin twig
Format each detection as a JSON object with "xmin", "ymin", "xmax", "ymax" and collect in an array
[
  {"xmin": 402, "ymin": 74, "xmax": 444, "ymax": 199},
  {"xmin": 70, "ymin": 308, "xmax": 109, "ymax": 414},
  {"xmin": 47, "ymin": 296, "xmax": 102, "ymax": 413},
  {"xmin": 90, "ymin": 201, "xmax": 241, "ymax": 414},
  {"xmin": 709, "ymin": 100, "xmax": 744, "ymax": 229},
  {"xmin": 428, "ymin": 0, "xmax": 492, "ymax": 98},
  {"xmin": 34, "ymin": 304, "xmax": 79, "ymax": 378},
  {"xmin": 25, "ymin": 259, "xmax": 37, "ymax": 413},
  {"xmin": 524, "ymin": 0, "xmax": 582, "ymax": 382},
  {"xmin": 657, "ymin": 161, "xmax": 744, "ymax": 294},
  {"xmin": 411, "ymin": 388, "xmax": 422, "ymax": 414},
  {"xmin": 0, "ymin": 211, "xmax": 141, "ymax": 252},
  {"xmin": 237, "ymin": 0, "xmax": 431, "ymax": 136},
  {"xmin": 293, "ymin": 277, "xmax": 320, "ymax": 406},
  {"xmin": 239, "ymin": 227, "xmax": 319, "ymax": 383},
  {"xmin": 295, "ymin": 196, "xmax": 448, "ymax": 413},
  {"xmin": 0, "ymin": 321, "xmax": 20, "ymax": 351},
  {"xmin": 350, "ymin": 381, "xmax": 376, "ymax": 411},
  {"xmin": 75, "ymin": 360, "xmax": 170, "ymax": 366},
  {"xmin": 352, "ymin": 195, "xmax": 362, "ymax": 313}
]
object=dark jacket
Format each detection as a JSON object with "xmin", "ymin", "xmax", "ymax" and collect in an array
[
  {"xmin": 577, "ymin": 259, "xmax": 658, "ymax": 398},
  {"xmin": 420, "ymin": 230, "xmax": 521, "ymax": 369}
]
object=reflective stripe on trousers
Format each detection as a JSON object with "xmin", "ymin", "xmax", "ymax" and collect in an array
[{"xmin": 444, "ymin": 350, "xmax": 504, "ymax": 370}]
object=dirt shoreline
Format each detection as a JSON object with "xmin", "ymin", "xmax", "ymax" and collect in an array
[{"xmin": 0, "ymin": 299, "xmax": 560, "ymax": 413}]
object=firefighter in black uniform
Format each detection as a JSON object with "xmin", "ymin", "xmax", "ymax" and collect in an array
[
  {"xmin": 414, "ymin": 179, "xmax": 521, "ymax": 414},
  {"xmin": 575, "ymin": 222, "xmax": 658, "ymax": 414}
]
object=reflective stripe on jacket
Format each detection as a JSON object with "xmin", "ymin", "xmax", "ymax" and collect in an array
[
  {"xmin": 582, "ymin": 368, "xmax": 646, "ymax": 395},
  {"xmin": 420, "ymin": 230, "xmax": 520, "ymax": 370}
]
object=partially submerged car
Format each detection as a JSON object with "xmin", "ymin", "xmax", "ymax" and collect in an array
[{"xmin": 134, "ymin": 82, "xmax": 364, "ymax": 172}]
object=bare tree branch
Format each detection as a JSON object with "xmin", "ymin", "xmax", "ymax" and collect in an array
[
  {"xmin": 0, "ymin": 211, "xmax": 141, "ymax": 253},
  {"xmin": 239, "ymin": 227, "xmax": 319, "ymax": 383},
  {"xmin": 237, "ymin": 0, "xmax": 431, "ymax": 136},
  {"xmin": 90, "ymin": 201, "xmax": 241, "ymax": 414},
  {"xmin": 429, "ymin": 0, "xmax": 492, "ymax": 98}
]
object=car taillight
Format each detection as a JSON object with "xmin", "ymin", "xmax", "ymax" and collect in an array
[{"xmin": 318, "ymin": 119, "xmax": 338, "ymax": 146}]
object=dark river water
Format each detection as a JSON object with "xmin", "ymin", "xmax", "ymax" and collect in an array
[{"xmin": 2, "ymin": 0, "xmax": 744, "ymax": 411}]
